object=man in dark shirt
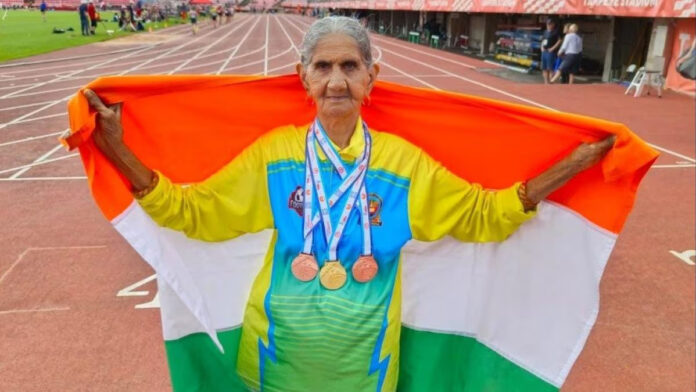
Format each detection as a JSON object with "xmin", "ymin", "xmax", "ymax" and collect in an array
[{"xmin": 541, "ymin": 19, "xmax": 561, "ymax": 84}]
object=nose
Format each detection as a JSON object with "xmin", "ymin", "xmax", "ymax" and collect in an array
[{"xmin": 327, "ymin": 67, "xmax": 347, "ymax": 92}]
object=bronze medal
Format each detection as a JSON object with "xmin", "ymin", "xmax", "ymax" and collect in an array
[
  {"xmin": 352, "ymin": 255, "xmax": 378, "ymax": 283},
  {"xmin": 319, "ymin": 260, "xmax": 347, "ymax": 290},
  {"xmin": 291, "ymin": 253, "xmax": 319, "ymax": 282}
]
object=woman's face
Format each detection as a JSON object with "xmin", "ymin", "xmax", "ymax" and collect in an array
[{"xmin": 297, "ymin": 33, "xmax": 379, "ymax": 119}]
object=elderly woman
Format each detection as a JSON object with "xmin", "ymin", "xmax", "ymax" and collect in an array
[{"xmin": 84, "ymin": 16, "xmax": 612, "ymax": 392}]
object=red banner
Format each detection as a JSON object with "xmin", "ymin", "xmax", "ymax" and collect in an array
[{"xmin": 284, "ymin": 0, "xmax": 695, "ymax": 18}]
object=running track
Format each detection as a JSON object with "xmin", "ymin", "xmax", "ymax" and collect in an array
[{"xmin": 0, "ymin": 13, "xmax": 693, "ymax": 391}]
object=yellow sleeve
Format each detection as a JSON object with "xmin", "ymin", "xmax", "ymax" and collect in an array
[
  {"xmin": 137, "ymin": 138, "xmax": 273, "ymax": 242},
  {"xmin": 408, "ymin": 149, "xmax": 535, "ymax": 242}
]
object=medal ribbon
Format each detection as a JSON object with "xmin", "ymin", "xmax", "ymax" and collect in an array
[{"xmin": 301, "ymin": 120, "xmax": 372, "ymax": 260}]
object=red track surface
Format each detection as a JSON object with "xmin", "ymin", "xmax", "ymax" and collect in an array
[{"xmin": 0, "ymin": 13, "xmax": 693, "ymax": 392}]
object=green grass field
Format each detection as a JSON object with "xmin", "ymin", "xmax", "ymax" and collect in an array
[{"xmin": 0, "ymin": 9, "xmax": 186, "ymax": 62}]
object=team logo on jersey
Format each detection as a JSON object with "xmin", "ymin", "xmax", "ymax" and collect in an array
[
  {"xmin": 288, "ymin": 186, "xmax": 304, "ymax": 216},
  {"xmin": 368, "ymin": 193, "xmax": 382, "ymax": 226}
]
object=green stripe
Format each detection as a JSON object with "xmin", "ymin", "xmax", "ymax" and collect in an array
[
  {"xmin": 164, "ymin": 326, "xmax": 558, "ymax": 392},
  {"xmin": 164, "ymin": 328, "xmax": 248, "ymax": 392},
  {"xmin": 398, "ymin": 326, "xmax": 558, "ymax": 392}
]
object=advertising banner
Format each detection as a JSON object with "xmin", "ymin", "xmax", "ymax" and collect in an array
[
  {"xmin": 284, "ymin": 0, "xmax": 695, "ymax": 18},
  {"xmin": 665, "ymin": 18, "xmax": 696, "ymax": 95}
]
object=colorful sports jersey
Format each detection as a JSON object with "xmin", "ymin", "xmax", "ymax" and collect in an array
[{"xmin": 138, "ymin": 120, "xmax": 534, "ymax": 392}]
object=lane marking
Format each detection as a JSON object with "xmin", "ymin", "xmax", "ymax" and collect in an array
[
  {"xmin": 669, "ymin": 250, "xmax": 695, "ymax": 265},
  {"xmin": 0, "ymin": 176, "xmax": 87, "ymax": 181},
  {"xmin": 12, "ymin": 112, "xmax": 64, "ymax": 124},
  {"xmin": 275, "ymin": 12, "xmax": 300, "ymax": 56},
  {"xmin": 0, "ymin": 44, "xmax": 156, "ymax": 99},
  {"xmin": 170, "ymin": 15, "xmax": 255, "ymax": 74},
  {"xmin": 216, "ymin": 15, "xmax": 265, "ymax": 75},
  {"xmin": 652, "ymin": 164, "xmax": 696, "ymax": 168},
  {"xmin": 122, "ymin": 14, "xmax": 250, "ymax": 75},
  {"xmin": 264, "ymin": 15, "xmax": 270, "ymax": 76},
  {"xmin": 8, "ymin": 144, "xmax": 64, "ymax": 179},
  {"xmin": 0, "ymin": 151, "xmax": 78, "ymax": 176},
  {"xmin": 0, "ymin": 131, "xmax": 65, "ymax": 147},
  {"xmin": 647, "ymin": 144, "xmax": 696, "ymax": 163},
  {"xmin": 0, "ymin": 307, "xmax": 71, "ymax": 315},
  {"xmin": 0, "ymin": 246, "xmax": 106, "ymax": 286}
]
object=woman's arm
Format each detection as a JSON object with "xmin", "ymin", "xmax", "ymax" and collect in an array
[
  {"xmin": 83, "ymin": 89, "xmax": 274, "ymax": 241},
  {"xmin": 84, "ymin": 89, "xmax": 154, "ymax": 192},
  {"xmin": 408, "ymin": 136, "xmax": 615, "ymax": 243},
  {"xmin": 524, "ymin": 136, "xmax": 614, "ymax": 210}
]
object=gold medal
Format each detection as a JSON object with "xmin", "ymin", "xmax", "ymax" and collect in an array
[{"xmin": 319, "ymin": 260, "xmax": 347, "ymax": 290}]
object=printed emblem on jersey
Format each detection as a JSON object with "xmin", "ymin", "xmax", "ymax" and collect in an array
[
  {"xmin": 368, "ymin": 193, "xmax": 382, "ymax": 226},
  {"xmin": 288, "ymin": 186, "xmax": 304, "ymax": 216}
]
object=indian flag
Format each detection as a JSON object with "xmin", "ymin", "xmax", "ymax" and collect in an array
[{"xmin": 64, "ymin": 75, "xmax": 657, "ymax": 391}]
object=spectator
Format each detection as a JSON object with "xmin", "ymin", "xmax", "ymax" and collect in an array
[
  {"xmin": 189, "ymin": 7, "xmax": 198, "ymax": 35},
  {"xmin": 551, "ymin": 23, "xmax": 582, "ymax": 84},
  {"xmin": 40, "ymin": 0, "xmax": 47, "ymax": 22},
  {"xmin": 79, "ymin": 0, "xmax": 90, "ymax": 36},
  {"xmin": 541, "ymin": 19, "xmax": 561, "ymax": 84},
  {"xmin": 87, "ymin": 0, "xmax": 97, "ymax": 35}
]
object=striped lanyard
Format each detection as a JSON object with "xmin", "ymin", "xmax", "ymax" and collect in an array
[{"xmin": 302, "ymin": 120, "xmax": 372, "ymax": 261}]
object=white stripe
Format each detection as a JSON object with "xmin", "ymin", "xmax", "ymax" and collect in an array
[
  {"xmin": 113, "ymin": 202, "xmax": 271, "ymax": 342},
  {"xmin": 401, "ymin": 202, "xmax": 616, "ymax": 386}
]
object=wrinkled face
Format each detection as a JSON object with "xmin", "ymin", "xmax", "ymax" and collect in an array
[{"xmin": 297, "ymin": 33, "xmax": 379, "ymax": 119}]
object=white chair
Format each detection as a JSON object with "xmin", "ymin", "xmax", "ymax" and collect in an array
[{"xmin": 625, "ymin": 56, "xmax": 665, "ymax": 98}]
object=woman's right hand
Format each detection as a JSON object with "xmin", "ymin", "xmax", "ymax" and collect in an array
[
  {"xmin": 82, "ymin": 89, "xmax": 154, "ymax": 191},
  {"xmin": 83, "ymin": 89, "xmax": 123, "ymax": 151}
]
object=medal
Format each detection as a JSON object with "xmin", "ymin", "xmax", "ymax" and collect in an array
[
  {"xmin": 293, "ymin": 120, "xmax": 377, "ymax": 288},
  {"xmin": 291, "ymin": 253, "xmax": 319, "ymax": 281},
  {"xmin": 352, "ymin": 255, "xmax": 378, "ymax": 283},
  {"xmin": 319, "ymin": 260, "xmax": 347, "ymax": 290}
]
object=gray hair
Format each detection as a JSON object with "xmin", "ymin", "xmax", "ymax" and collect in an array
[{"xmin": 300, "ymin": 16, "xmax": 373, "ymax": 68}]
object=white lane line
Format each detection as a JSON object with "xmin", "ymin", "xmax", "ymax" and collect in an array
[
  {"xmin": 187, "ymin": 46, "xmax": 265, "ymax": 73},
  {"xmin": 0, "ymin": 15, "xmax": 240, "ymax": 132},
  {"xmin": 1, "ymin": 151, "xmax": 78, "ymax": 176},
  {"xmin": 264, "ymin": 15, "xmax": 270, "ymax": 76},
  {"xmin": 0, "ymin": 131, "xmax": 64, "ymax": 147},
  {"xmin": 8, "ymin": 144, "xmax": 66, "ymax": 178},
  {"xmin": 377, "ymin": 44, "xmax": 557, "ymax": 110},
  {"xmin": 0, "ymin": 46, "xmax": 156, "ymax": 131},
  {"xmin": 217, "ymin": 15, "xmax": 265, "ymax": 75},
  {"xmin": 123, "ymin": 14, "xmax": 248, "ymax": 74},
  {"xmin": 12, "ymin": 112, "xmax": 64, "ymax": 124},
  {"xmin": 0, "ymin": 176, "xmax": 87, "ymax": 181},
  {"xmin": 225, "ymin": 46, "xmax": 296, "ymax": 73},
  {"xmin": 370, "ymin": 35, "xmax": 480, "ymax": 70},
  {"xmin": 0, "ymin": 100, "xmax": 59, "ymax": 112},
  {"xmin": 0, "ymin": 44, "xmax": 155, "ymax": 99},
  {"xmin": 651, "ymin": 164, "xmax": 696, "ymax": 168},
  {"xmin": 646, "ymin": 144, "xmax": 695, "ymax": 163},
  {"xmin": 276, "ymin": 14, "xmax": 300, "ymax": 56},
  {"xmin": 0, "ymin": 246, "xmax": 107, "ymax": 286},
  {"xmin": 4, "ymin": 85, "xmax": 78, "ymax": 99},
  {"xmin": 379, "ymin": 60, "xmax": 440, "ymax": 90},
  {"xmin": 0, "ymin": 307, "xmax": 71, "ymax": 315},
  {"xmin": 170, "ymin": 15, "xmax": 255, "ymax": 74}
]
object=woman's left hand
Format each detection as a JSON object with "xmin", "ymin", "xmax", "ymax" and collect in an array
[
  {"xmin": 524, "ymin": 135, "xmax": 615, "ymax": 208},
  {"xmin": 568, "ymin": 135, "xmax": 616, "ymax": 173}
]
